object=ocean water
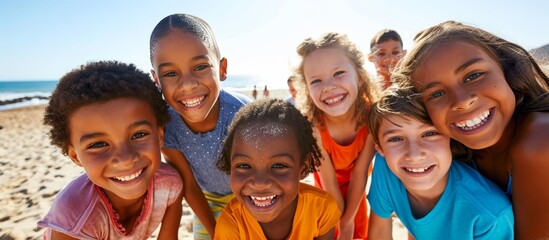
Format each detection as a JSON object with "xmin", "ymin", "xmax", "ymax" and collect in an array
[{"xmin": 0, "ymin": 75, "xmax": 280, "ymax": 111}]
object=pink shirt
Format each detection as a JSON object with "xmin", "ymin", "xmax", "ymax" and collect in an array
[{"xmin": 38, "ymin": 162, "xmax": 182, "ymax": 239}]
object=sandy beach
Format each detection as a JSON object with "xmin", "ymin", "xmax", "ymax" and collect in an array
[{"xmin": 0, "ymin": 89, "xmax": 407, "ymax": 239}]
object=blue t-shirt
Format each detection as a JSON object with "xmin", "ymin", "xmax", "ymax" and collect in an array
[
  {"xmin": 163, "ymin": 90, "xmax": 250, "ymax": 195},
  {"xmin": 368, "ymin": 153, "xmax": 514, "ymax": 239}
]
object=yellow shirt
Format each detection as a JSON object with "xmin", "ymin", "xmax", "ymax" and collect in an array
[{"xmin": 214, "ymin": 183, "xmax": 341, "ymax": 240}]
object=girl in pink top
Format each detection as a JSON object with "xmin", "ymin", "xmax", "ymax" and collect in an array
[{"xmin": 38, "ymin": 61, "xmax": 183, "ymax": 239}]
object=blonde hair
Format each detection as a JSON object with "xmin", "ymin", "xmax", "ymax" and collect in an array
[{"xmin": 294, "ymin": 32, "xmax": 379, "ymax": 130}]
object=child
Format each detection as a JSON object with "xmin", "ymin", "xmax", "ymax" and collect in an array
[
  {"xmin": 368, "ymin": 29, "xmax": 406, "ymax": 91},
  {"xmin": 393, "ymin": 20, "xmax": 549, "ymax": 239},
  {"xmin": 294, "ymin": 32, "xmax": 378, "ymax": 239},
  {"xmin": 149, "ymin": 13, "xmax": 251, "ymax": 238},
  {"xmin": 37, "ymin": 61, "xmax": 183, "ymax": 239},
  {"xmin": 215, "ymin": 98, "xmax": 341, "ymax": 239},
  {"xmin": 284, "ymin": 75, "xmax": 298, "ymax": 106},
  {"xmin": 367, "ymin": 86, "xmax": 514, "ymax": 239}
]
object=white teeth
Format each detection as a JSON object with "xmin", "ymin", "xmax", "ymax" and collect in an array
[
  {"xmin": 181, "ymin": 96, "xmax": 205, "ymax": 108},
  {"xmin": 113, "ymin": 169, "xmax": 143, "ymax": 182},
  {"xmin": 250, "ymin": 195, "xmax": 276, "ymax": 207},
  {"xmin": 324, "ymin": 95, "xmax": 344, "ymax": 105},
  {"xmin": 405, "ymin": 167, "xmax": 429, "ymax": 173},
  {"xmin": 455, "ymin": 110, "xmax": 490, "ymax": 130}
]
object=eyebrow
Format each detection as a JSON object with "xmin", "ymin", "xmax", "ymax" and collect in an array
[
  {"xmin": 78, "ymin": 120, "xmax": 152, "ymax": 143},
  {"xmin": 420, "ymin": 57, "xmax": 483, "ymax": 92},
  {"xmin": 156, "ymin": 55, "xmax": 210, "ymax": 69}
]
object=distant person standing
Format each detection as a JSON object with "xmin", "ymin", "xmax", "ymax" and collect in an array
[
  {"xmin": 252, "ymin": 85, "xmax": 257, "ymax": 100},
  {"xmin": 368, "ymin": 29, "xmax": 406, "ymax": 91},
  {"xmin": 285, "ymin": 75, "xmax": 298, "ymax": 106},
  {"xmin": 263, "ymin": 85, "xmax": 269, "ymax": 98}
]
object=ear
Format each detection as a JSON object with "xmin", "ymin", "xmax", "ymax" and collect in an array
[
  {"xmin": 374, "ymin": 144, "xmax": 385, "ymax": 157},
  {"xmin": 158, "ymin": 127, "xmax": 165, "ymax": 147},
  {"xmin": 401, "ymin": 49, "xmax": 407, "ymax": 58},
  {"xmin": 299, "ymin": 154, "xmax": 312, "ymax": 180},
  {"xmin": 219, "ymin": 57, "xmax": 228, "ymax": 81},
  {"xmin": 68, "ymin": 146, "xmax": 83, "ymax": 167},
  {"xmin": 151, "ymin": 70, "xmax": 161, "ymax": 90}
]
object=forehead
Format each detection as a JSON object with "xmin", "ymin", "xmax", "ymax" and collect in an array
[
  {"xmin": 373, "ymin": 39, "xmax": 403, "ymax": 51},
  {"xmin": 412, "ymin": 41, "xmax": 496, "ymax": 87},
  {"xmin": 151, "ymin": 30, "xmax": 218, "ymax": 61},
  {"xmin": 303, "ymin": 48, "xmax": 351, "ymax": 72},
  {"xmin": 234, "ymin": 121, "xmax": 292, "ymax": 140}
]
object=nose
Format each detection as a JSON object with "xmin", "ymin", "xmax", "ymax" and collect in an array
[
  {"xmin": 248, "ymin": 171, "xmax": 272, "ymax": 190},
  {"xmin": 450, "ymin": 88, "xmax": 478, "ymax": 111},
  {"xmin": 404, "ymin": 140, "xmax": 425, "ymax": 161},
  {"xmin": 322, "ymin": 77, "xmax": 337, "ymax": 92},
  {"xmin": 111, "ymin": 144, "xmax": 138, "ymax": 167},
  {"xmin": 177, "ymin": 74, "xmax": 199, "ymax": 91}
]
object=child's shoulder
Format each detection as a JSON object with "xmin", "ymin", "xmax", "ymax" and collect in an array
[
  {"xmin": 511, "ymin": 112, "xmax": 549, "ymax": 161},
  {"xmin": 452, "ymin": 160, "xmax": 511, "ymax": 207},
  {"xmin": 38, "ymin": 174, "xmax": 101, "ymax": 232},
  {"xmin": 153, "ymin": 162, "xmax": 183, "ymax": 201},
  {"xmin": 298, "ymin": 183, "xmax": 337, "ymax": 204},
  {"xmin": 220, "ymin": 89, "xmax": 252, "ymax": 107},
  {"xmin": 51, "ymin": 174, "xmax": 98, "ymax": 209}
]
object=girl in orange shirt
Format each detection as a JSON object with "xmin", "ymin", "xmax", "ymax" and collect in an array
[{"xmin": 294, "ymin": 32, "xmax": 379, "ymax": 239}]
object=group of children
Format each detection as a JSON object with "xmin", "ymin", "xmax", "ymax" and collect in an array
[{"xmin": 37, "ymin": 13, "xmax": 549, "ymax": 240}]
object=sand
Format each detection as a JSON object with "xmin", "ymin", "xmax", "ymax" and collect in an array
[{"xmin": 0, "ymin": 89, "xmax": 407, "ymax": 239}]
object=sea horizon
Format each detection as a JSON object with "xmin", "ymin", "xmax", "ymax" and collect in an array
[{"xmin": 0, "ymin": 75, "xmax": 289, "ymax": 111}]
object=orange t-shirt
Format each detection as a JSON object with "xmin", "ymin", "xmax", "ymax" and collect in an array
[
  {"xmin": 214, "ymin": 183, "xmax": 341, "ymax": 239},
  {"xmin": 314, "ymin": 125, "xmax": 369, "ymax": 239}
]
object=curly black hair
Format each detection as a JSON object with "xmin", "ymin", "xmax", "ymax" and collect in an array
[
  {"xmin": 43, "ymin": 60, "xmax": 170, "ymax": 155},
  {"xmin": 217, "ymin": 98, "xmax": 322, "ymax": 174}
]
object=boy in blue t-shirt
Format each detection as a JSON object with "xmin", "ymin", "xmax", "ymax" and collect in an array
[{"xmin": 367, "ymin": 87, "xmax": 514, "ymax": 239}]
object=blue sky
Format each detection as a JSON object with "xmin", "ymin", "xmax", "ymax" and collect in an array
[{"xmin": 1, "ymin": 0, "xmax": 548, "ymax": 88}]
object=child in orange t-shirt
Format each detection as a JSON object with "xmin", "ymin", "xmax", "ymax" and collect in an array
[{"xmin": 215, "ymin": 99, "xmax": 341, "ymax": 239}]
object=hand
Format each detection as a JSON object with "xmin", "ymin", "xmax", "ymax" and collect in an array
[{"xmin": 337, "ymin": 220, "xmax": 355, "ymax": 240}]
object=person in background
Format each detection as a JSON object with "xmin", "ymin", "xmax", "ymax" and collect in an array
[
  {"xmin": 215, "ymin": 98, "xmax": 341, "ymax": 240},
  {"xmin": 263, "ymin": 85, "xmax": 270, "ymax": 98},
  {"xmin": 38, "ymin": 61, "xmax": 183, "ymax": 239},
  {"xmin": 367, "ymin": 86, "xmax": 513, "ymax": 239},
  {"xmin": 368, "ymin": 29, "xmax": 406, "ymax": 91},
  {"xmin": 252, "ymin": 85, "xmax": 258, "ymax": 100},
  {"xmin": 149, "ymin": 13, "xmax": 251, "ymax": 239},
  {"xmin": 285, "ymin": 75, "xmax": 298, "ymax": 106}
]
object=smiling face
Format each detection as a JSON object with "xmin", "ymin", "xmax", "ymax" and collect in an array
[
  {"xmin": 67, "ymin": 98, "xmax": 163, "ymax": 203},
  {"xmin": 229, "ymin": 121, "xmax": 307, "ymax": 223},
  {"xmin": 369, "ymin": 39, "xmax": 406, "ymax": 79},
  {"xmin": 303, "ymin": 47, "xmax": 359, "ymax": 118},
  {"xmin": 413, "ymin": 42, "xmax": 516, "ymax": 149},
  {"xmin": 376, "ymin": 115, "xmax": 451, "ymax": 193},
  {"xmin": 151, "ymin": 30, "xmax": 226, "ymax": 132}
]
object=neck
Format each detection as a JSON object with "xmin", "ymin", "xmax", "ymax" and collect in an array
[
  {"xmin": 476, "ymin": 116, "xmax": 517, "ymax": 161},
  {"xmin": 103, "ymin": 189, "xmax": 147, "ymax": 234},
  {"xmin": 186, "ymin": 98, "xmax": 220, "ymax": 133},
  {"xmin": 405, "ymin": 173, "xmax": 448, "ymax": 219}
]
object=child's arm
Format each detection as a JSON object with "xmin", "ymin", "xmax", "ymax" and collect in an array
[
  {"xmin": 338, "ymin": 135, "xmax": 375, "ymax": 239},
  {"xmin": 316, "ymin": 228, "xmax": 336, "ymax": 240},
  {"xmin": 157, "ymin": 187, "xmax": 184, "ymax": 239},
  {"xmin": 368, "ymin": 211, "xmax": 393, "ymax": 240},
  {"xmin": 511, "ymin": 112, "xmax": 549, "ymax": 239},
  {"xmin": 312, "ymin": 127, "xmax": 345, "ymax": 211},
  {"xmin": 161, "ymin": 148, "xmax": 217, "ymax": 237},
  {"xmin": 50, "ymin": 231, "xmax": 79, "ymax": 240}
]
